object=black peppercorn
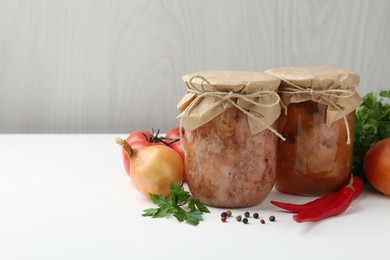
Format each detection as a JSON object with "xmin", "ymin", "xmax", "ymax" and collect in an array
[
  {"xmin": 253, "ymin": 213, "xmax": 259, "ymax": 219},
  {"xmin": 244, "ymin": 211, "xmax": 250, "ymax": 218},
  {"xmin": 221, "ymin": 212, "xmax": 228, "ymax": 218},
  {"xmin": 243, "ymin": 218, "xmax": 249, "ymax": 224},
  {"xmin": 236, "ymin": 215, "xmax": 242, "ymax": 222},
  {"xmin": 226, "ymin": 210, "xmax": 232, "ymax": 217},
  {"xmin": 269, "ymin": 215, "xmax": 276, "ymax": 222}
]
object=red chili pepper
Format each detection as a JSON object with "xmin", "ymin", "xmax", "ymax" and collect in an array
[
  {"xmin": 270, "ymin": 176, "xmax": 363, "ymax": 213},
  {"xmin": 344, "ymin": 176, "xmax": 364, "ymax": 200},
  {"xmin": 293, "ymin": 177, "xmax": 355, "ymax": 223},
  {"xmin": 270, "ymin": 192, "xmax": 339, "ymax": 213}
]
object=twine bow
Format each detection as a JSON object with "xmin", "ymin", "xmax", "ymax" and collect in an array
[
  {"xmin": 275, "ymin": 76, "xmax": 354, "ymax": 144},
  {"xmin": 179, "ymin": 75, "xmax": 285, "ymax": 143}
]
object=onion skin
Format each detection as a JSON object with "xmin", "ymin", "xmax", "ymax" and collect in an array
[
  {"xmin": 130, "ymin": 145, "xmax": 184, "ymax": 198},
  {"xmin": 363, "ymin": 138, "xmax": 390, "ymax": 196},
  {"xmin": 116, "ymin": 138, "xmax": 184, "ymax": 198}
]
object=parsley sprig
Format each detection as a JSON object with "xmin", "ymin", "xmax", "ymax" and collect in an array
[
  {"xmin": 353, "ymin": 90, "xmax": 390, "ymax": 179},
  {"xmin": 142, "ymin": 183, "xmax": 210, "ymax": 226}
]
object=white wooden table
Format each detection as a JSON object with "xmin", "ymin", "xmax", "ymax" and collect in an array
[{"xmin": 1, "ymin": 134, "xmax": 389, "ymax": 260}]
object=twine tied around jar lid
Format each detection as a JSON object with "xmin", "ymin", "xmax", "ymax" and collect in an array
[
  {"xmin": 277, "ymin": 78, "xmax": 353, "ymax": 144},
  {"xmin": 279, "ymin": 82, "xmax": 354, "ymax": 99},
  {"xmin": 186, "ymin": 75, "xmax": 284, "ymax": 139},
  {"xmin": 177, "ymin": 72, "xmax": 285, "ymax": 143},
  {"xmin": 265, "ymin": 67, "xmax": 363, "ymax": 145}
]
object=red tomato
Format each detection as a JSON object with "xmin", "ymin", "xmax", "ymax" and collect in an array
[
  {"xmin": 166, "ymin": 128, "xmax": 185, "ymax": 162},
  {"xmin": 364, "ymin": 138, "xmax": 390, "ymax": 196},
  {"xmin": 166, "ymin": 128, "xmax": 186, "ymax": 182},
  {"xmin": 121, "ymin": 131, "xmax": 163, "ymax": 175}
]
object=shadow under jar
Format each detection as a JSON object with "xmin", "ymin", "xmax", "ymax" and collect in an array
[
  {"xmin": 177, "ymin": 71, "xmax": 282, "ymax": 208},
  {"xmin": 265, "ymin": 67, "xmax": 363, "ymax": 196}
]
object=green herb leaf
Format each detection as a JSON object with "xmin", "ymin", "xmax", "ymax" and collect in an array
[
  {"xmin": 173, "ymin": 207, "xmax": 186, "ymax": 222},
  {"xmin": 380, "ymin": 90, "xmax": 390, "ymax": 98},
  {"xmin": 353, "ymin": 91, "xmax": 390, "ymax": 179},
  {"xmin": 142, "ymin": 208, "xmax": 159, "ymax": 217},
  {"xmin": 149, "ymin": 193, "xmax": 167, "ymax": 207},
  {"xmin": 184, "ymin": 210, "xmax": 203, "ymax": 226},
  {"xmin": 193, "ymin": 198, "xmax": 211, "ymax": 213},
  {"xmin": 142, "ymin": 184, "xmax": 210, "ymax": 226},
  {"xmin": 188, "ymin": 199, "xmax": 196, "ymax": 212},
  {"xmin": 153, "ymin": 206, "xmax": 173, "ymax": 218},
  {"xmin": 170, "ymin": 183, "xmax": 190, "ymax": 206}
]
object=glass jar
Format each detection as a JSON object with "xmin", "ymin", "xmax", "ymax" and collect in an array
[
  {"xmin": 265, "ymin": 67, "xmax": 362, "ymax": 196},
  {"xmin": 177, "ymin": 71, "xmax": 282, "ymax": 207},
  {"xmin": 276, "ymin": 101, "xmax": 356, "ymax": 195}
]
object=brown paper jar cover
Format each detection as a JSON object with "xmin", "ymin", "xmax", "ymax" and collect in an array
[
  {"xmin": 177, "ymin": 71, "xmax": 282, "ymax": 207},
  {"xmin": 177, "ymin": 71, "xmax": 282, "ymax": 135},
  {"xmin": 265, "ymin": 66, "xmax": 363, "ymax": 196},
  {"xmin": 265, "ymin": 66, "xmax": 362, "ymax": 126}
]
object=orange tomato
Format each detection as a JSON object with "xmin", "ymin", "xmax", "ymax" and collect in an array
[{"xmin": 363, "ymin": 138, "xmax": 390, "ymax": 196}]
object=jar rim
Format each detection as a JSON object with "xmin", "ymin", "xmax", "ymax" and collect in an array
[
  {"xmin": 182, "ymin": 71, "xmax": 281, "ymax": 91},
  {"xmin": 265, "ymin": 66, "xmax": 360, "ymax": 89}
]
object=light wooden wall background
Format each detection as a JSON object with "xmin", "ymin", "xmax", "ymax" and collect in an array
[{"xmin": 0, "ymin": 0, "xmax": 389, "ymax": 133}]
